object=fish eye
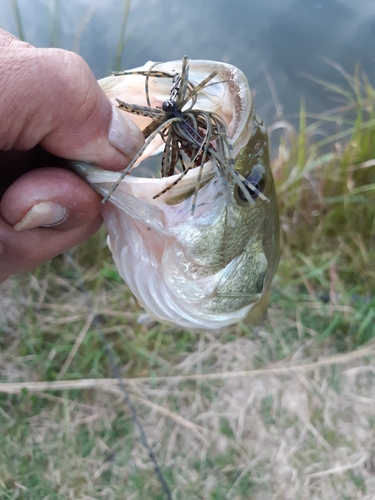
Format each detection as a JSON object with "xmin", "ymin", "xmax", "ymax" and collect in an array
[{"xmin": 236, "ymin": 165, "xmax": 266, "ymax": 202}]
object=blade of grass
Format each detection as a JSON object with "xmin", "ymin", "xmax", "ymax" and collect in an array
[
  {"xmin": 114, "ymin": 0, "xmax": 132, "ymax": 72},
  {"xmin": 297, "ymin": 100, "xmax": 307, "ymax": 172},
  {"xmin": 11, "ymin": 0, "xmax": 25, "ymax": 41},
  {"xmin": 48, "ymin": 0, "xmax": 60, "ymax": 48}
]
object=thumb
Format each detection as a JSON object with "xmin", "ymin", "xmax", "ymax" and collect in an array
[{"xmin": 0, "ymin": 38, "xmax": 144, "ymax": 171}]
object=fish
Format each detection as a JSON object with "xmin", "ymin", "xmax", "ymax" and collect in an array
[{"xmin": 72, "ymin": 59, "xmax": 280, "ymax": 330}]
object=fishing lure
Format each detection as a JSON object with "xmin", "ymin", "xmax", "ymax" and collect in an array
[{"xmin": 103, "ymin": 56, "xmax": 269, "ymax": 217}]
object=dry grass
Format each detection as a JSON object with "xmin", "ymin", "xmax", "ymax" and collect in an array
[
  {"xmin": 2, "ymin": 269, "xmax": 375, "ymax": 499},
  {"xmin": 1, "ymin": 69, "xmax": 375, "ymax": 498}
]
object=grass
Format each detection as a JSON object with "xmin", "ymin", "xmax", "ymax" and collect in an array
[
  {"xmin": 10, "ymin": 0, "xmax": 25, "ymax": 41},
  {"xmin": 2, "ymin": 75, "xmax": 375, "ymax": 498},
  {"xmin": 2, "ymin": 4, "xmax": 375, "ymax": 494},
  {"xmin": 114, "ymin": 0, "xmax": 132, "ymax": 72}
]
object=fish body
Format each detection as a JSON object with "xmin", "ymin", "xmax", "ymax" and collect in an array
[{"xmin": 72, "ymin": 59, "xmax": 279, "ymax": 330}]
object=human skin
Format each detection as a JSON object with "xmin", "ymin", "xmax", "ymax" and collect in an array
[{"xmin": 0, "ymin": 29, "xmax": 144, "ymax": 283}]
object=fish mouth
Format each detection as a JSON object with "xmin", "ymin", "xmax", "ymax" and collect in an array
[
  {"xmin": 71, "ymin": 59, "xmax": 279, "ymax": 330},
  {"xmin": 98, "ymin": 59, "xmax": 254, "ymax": 170}
]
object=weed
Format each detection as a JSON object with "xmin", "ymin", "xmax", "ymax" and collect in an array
[{"xmin": 2, "ymin": 5, "xmax": 375, "ymax": 495}]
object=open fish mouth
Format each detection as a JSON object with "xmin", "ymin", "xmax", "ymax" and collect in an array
[{"xmin": 72, "ymin": 58, "xmax": 280, "ymax": 330}]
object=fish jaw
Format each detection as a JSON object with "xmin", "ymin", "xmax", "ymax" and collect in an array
[
  {"xmin": 101, "ymin": 182, "xmax": 260, "ymax": 329},
  {"xmin": 103, "ymin": 200, "xmax": 257, "ymax": 329},
  {"xmin": 74, "ymin": 159, "xmax": 275, "ymax": 330},
  {"xmin": 99, "ymin": 59, "xmax": 253, "ymax": 159}
]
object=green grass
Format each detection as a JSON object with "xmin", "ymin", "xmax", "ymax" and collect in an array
[
  {"xmin": 2, "ymin": 88, "xmax": 375, "ymax": 495},
  {"xmin": 10, "ymin": 0, "xmax": 25, "ymax": 41},
  {"xmin": 3, "ymin": 5, "xmax": 375, "ymax": 495}
]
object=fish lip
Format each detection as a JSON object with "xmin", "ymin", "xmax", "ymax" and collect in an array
[{"xmin": 98, "ymin": 59, "xmax": 254, "ymax": 164}]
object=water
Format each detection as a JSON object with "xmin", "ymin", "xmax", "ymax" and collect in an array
[{"xmin": 2, "ymin": 0, "xmax": 375, "ymax": 136}]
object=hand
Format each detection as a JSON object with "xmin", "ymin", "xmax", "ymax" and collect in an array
[{"xmin": 0, "ymin": 29, "xmax": 144, "ymax": 283}]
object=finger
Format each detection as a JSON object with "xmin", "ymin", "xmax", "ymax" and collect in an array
[
  {"xmin": 0, "ymin": 149, "xmax": 39, "ymax": 197},
  {"xmin": 0, "ymin": 213, "xmax": 102, "ymax": 282},
  {"xmin": 0, "ymin": 28, "xmax": 33, "ymax": 49},
  {"xmin": 0, "ymin": 40, "xmax": 144, "ymax": 171},
  {"xmin": 0, "ymin": 166, "xmax": 105, "ymax": 282},
  {"xmin": 1, "ymin": 167, "xmax": 103, "ymax": 231}
]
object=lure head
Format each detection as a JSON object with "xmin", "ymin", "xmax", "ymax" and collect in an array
[
  {"xmin": 161, "ymin": 99, "xmax": 175, "ymax": 114},
  {"xmin": 73, "ymin": 59, "xmax": 279, "ymax": 329}
]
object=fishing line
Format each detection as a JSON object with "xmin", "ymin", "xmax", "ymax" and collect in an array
[{"xmin": 65, "ymin": 250, "xmax": 173, "ymax": 500}]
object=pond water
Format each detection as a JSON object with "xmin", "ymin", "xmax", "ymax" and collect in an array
[{"xmin": 2, "ymin": 0, "xmax": 375, "ymax": 139}]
